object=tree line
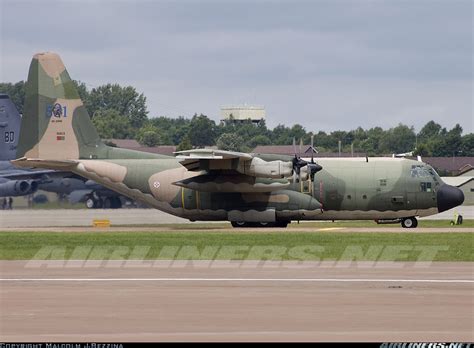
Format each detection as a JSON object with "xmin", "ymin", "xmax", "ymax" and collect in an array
[{"xmin": 1, "ymin": 81, "xmax": 472, "ymax": 156}]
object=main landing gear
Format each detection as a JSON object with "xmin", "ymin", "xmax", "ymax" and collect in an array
[
  {"xmin": 401, "ymin": 217, "xmax": 418, "ymax": 228},
  {"xmin": 376, "ymin": 217, "xmax": 419, "ymax": 228},
  {"xmin": 85, "ymin": 196, "xmax": 122, "ymax": 209},
  {"xmin": 231, "ymin": 221, "xmax": 289, "ymax": 228}
]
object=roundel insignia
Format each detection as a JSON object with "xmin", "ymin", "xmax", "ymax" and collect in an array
[
  {"xmin": 52, "ymin": 103, "xmax": 63, "ymax": 118},
  {"xmin": 153, "ymin": 181, "xmax": 161, "ymax": 188}
]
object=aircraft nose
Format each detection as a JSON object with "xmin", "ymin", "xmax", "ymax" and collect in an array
[{"xmin": 437, "ymin": 184, "xmax": 464, "ymax": 213}]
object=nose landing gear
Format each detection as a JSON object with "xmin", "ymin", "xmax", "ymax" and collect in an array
[{"xmin": 401, "ymin": 217, "xmax": 418, "ymax": 228}]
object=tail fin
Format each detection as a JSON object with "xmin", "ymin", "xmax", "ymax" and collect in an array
[
  {"xmin": 17, "ymin": 52, "xmax": 104, "ymax": 160},
  {"xmin": 0, "ymin": 94, "xmax": 21, "ymax": 161},
  {"xmin": 17, "ymin": 52, "xmax": 169, "ymax": 161}
]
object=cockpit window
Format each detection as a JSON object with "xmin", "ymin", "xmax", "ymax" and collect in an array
[{"xmin": 411, "ymin": 165, "xmax": 431, "ymax": 178}]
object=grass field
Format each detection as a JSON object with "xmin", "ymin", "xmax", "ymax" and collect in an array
[{"xmin": 0, "ymin": 231, "xmax": 472, "ymax": 261}]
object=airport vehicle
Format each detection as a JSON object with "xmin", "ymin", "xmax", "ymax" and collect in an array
[
  {"xmin": 0, "ymin": 93, "xmax": 123, "ymax": 207},
  {"xmin": 13, "ymin": 52, "xmax": 465, "ymax": 227}
]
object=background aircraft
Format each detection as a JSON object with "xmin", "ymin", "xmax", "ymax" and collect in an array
[
  {"xmin": 0, "ymin": 93, "xmax": 124, "ymax": 208},
  {"xmin": 13, "ymin": 53, "xmax": 465, "ymax": 227}
]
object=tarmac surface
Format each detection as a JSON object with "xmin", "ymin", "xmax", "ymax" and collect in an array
[
  {"xmin": 0, "ymin": 205, "xmax": 472, "ymax": 228},
  {"xmin": 1, "ymin": 261, "xmax": 473, "ymax": 342}
]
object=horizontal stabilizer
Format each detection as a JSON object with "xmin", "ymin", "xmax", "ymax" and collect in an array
[{"xmin": 11, "ymin": 157, "xmax": 78, "ymax": 170}]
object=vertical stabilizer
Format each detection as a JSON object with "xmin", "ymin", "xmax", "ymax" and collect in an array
[
  {"xmin": 17, "ymin": 52, "xmax": 103, "ymax": 160},
  {"xmin": 0, "ymin": 94, "xmax": 21, "ymax": 161}
]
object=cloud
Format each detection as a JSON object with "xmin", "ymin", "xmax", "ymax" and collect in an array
[{"xmin": 1, "ymin": 0, "xmax": 472, "ymax": 133}]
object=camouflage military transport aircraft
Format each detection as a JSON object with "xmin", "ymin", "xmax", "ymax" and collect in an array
[{"xmin": 13, "ymin": 52, "xmax": 465, "ymax": 228}]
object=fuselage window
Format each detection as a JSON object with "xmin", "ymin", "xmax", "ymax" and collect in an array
[{"xmin": 420, "ymin": 182, "xmax": 432, "ymax": 192}]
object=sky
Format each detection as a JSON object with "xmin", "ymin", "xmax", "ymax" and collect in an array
[{"xmin": 0, "ymin": 0, "xmax": 472, "ymax": 133}]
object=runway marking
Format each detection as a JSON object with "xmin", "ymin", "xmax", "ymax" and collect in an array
[{"xmin": 1, "ymin": 278, "xmax": 473, "ymax": 283}]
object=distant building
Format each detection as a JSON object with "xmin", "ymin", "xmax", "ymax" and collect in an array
[
  {"xmin": 422, "ymin": 157, "xmax": 474, "ymax": 176},
  {"xmin": 221, "ymin": 105, "xmax": 265, "ymax": 123},
  {"xmin": 458, "ymin": 164, "xmax": 473, "ymax": 176}
]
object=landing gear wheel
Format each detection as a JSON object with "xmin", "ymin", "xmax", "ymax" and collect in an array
[
  {"xmin": 94, "ymin": 198, "xmax": 103, "ymax": 209},
  {"xmin": 111, "ymin": 197, "xmax": 122, "ymax": 209},
  {"xmin": 86, "ymin": 198, "xmax": 95, "ymax": 209},
  {"xmin": 231, "ymin": 221, "xmax": 248, "ymax": 228},
  {"xmin": 103, "ymin": 197, "xmax": 112, "ymax": 209},
  {"xmin": 401, "ymin": 217, "xmax": 418, "ymax": 228}
]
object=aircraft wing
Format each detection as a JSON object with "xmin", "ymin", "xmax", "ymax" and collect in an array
[
  {"xmin": 175, "ymin": 149, "xmax": 252, "ymax": 171},
  {"xmin": 174, "ymin": 149, "xmax": 293, "ymax": 179}
]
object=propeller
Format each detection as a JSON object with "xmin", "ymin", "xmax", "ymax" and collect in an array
[
  {"xmin": 292, "ymin": 137, "xmax": 308, "ymax": 183},
  {"xmin": 291, "ymin": 136, "xmax": 323, "ymax": 183}
]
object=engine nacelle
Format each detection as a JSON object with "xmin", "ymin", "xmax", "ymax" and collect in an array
[
  {"xmin": 0, "ymin": 180, "xmax": 38, "ymax": 197},
  {"xmin": 237, "ymin": 157, "xmax": 293, "ymax": 179}
]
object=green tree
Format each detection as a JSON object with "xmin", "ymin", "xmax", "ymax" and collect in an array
[
  {"xmin": 379, "ymin": 124, "xmax": 416, "ymax": 154},
  {"xmin": 358, "ymin": 127, "xmax": 385, "ymax": 155},
  {"xmin": 87, "ymin": 83, "xmax": 148, "ymax": 128},
  {"xmin": 0, "ymin": 81, "xmax": 25, "ymax": 114},
  {"xmin": 413, "ymin": 143, "xmax": 430, "ymax": 157},
  {"xmin": 92, "ymin": 109, "xmax": 134, "ymax": 139},
  {"xmin": 150, "ymin": 116, "xmax": 191, "ymax": 145},
  {"xmin": 73, "ymin": 80, "xmax": 90, "ymax": 104},
  {"xmin": 460, "ymin": 134, "xmax": 474, "ymax": 156},
  {"xmin": 188, "ymin": 114, "xmax": 217, "ymax": 147},
  {"xmin": 176, "ymin": 134, "xmax": 192, "ymax": 151},
  {"xmin": 216, "ymin": 133, "xmax": 245, "ymax": 152},
  {"xmin": 136, "ymin": 124, "xmax": 163, "ymax": 147},
  {"xmin": 418, "ymin": 120, "xmax": 442, "ymax": 141},
  {"xmin": 140, "ymin": 131, "xmax": 161, "ymax": 147},
  {"xmin": 248, "ymin": 134, "xmax": 271, "ymax": 149}
]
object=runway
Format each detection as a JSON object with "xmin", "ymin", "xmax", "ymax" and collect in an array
[
  {"xmin": 1, "ymin": 261, "xmax": 472, "ymax": 342},
  {"xmin": 0, "ymin": 205, "xmax": 472, "ymax": 228}
]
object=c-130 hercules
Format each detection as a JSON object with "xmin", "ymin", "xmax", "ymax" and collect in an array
[{"xmin": 13, "ymin": 52, "xmax": 464, "ymax": 228}]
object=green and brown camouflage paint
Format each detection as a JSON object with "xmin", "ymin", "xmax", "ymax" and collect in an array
[{"xmin": 14, "ymin": 52, "xmax": 449, "ymax": 223}]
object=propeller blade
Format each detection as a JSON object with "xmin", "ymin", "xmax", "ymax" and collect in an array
[
  {"xmin": 310, "ymin": 134, "xmax": 314, "ymax": 163},
  {"xmin": 308, "ymin": 162, "xmax": 323, "ymax": 181},
  {"xmin": 299, "ymin": 138, "xmax": 303, "ymax": 157}
]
